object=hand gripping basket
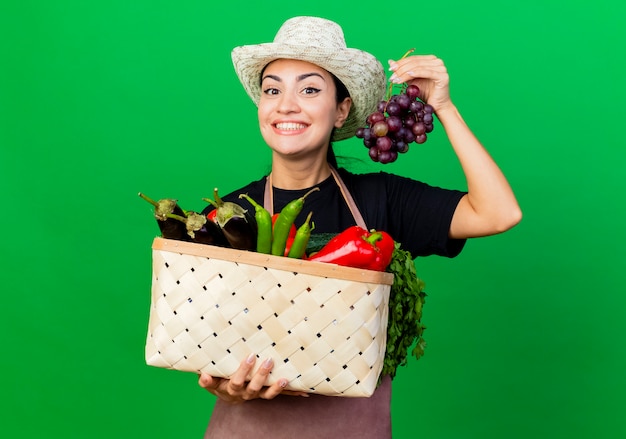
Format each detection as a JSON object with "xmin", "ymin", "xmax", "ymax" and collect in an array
[{"xmin": 145, "ymin": 237, "xmax": 394, "ymax": 397}]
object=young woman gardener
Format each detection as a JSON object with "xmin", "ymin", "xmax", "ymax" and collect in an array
[{"xmin": 199, "ymin": 16, "xmax": 521, "ymax": 438}]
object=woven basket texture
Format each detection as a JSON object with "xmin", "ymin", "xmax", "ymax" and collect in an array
[{"xmin": 145, "ymin": 238, "xmax": 393, "ymax": 397}]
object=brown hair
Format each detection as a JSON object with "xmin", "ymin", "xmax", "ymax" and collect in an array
[{"xmin": 327, "ymin": 73, "xmax": 350, "ymax": 168}]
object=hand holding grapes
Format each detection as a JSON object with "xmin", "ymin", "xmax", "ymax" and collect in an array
[
  {"xmin": 388, "ymin": 55, "xmax": 452, "ymax": 114},
  {"xmin": 356, "ymin": 53, "xmax": 454, "ymax": 164}
]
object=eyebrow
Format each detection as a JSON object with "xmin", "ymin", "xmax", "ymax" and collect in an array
[{"xmin": 261, "ymin": 72, "xmax": 326, "ymax": 83}]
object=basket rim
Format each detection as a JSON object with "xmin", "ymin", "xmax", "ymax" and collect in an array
[{"xmin": 152, "ymin": 237, "xmax": 394, "ymax": 285}]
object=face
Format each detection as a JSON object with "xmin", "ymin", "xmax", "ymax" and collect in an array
[{"xmin": 258, "ymin": 59, "xmax": 351, "ymax": 159}]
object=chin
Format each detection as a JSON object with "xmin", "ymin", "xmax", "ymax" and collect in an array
[{"xmin": 268, "ymin": 141, "xmax": 310, "ymax": 156}]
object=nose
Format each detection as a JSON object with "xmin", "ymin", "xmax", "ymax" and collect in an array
[{"xmin": 276, "ymin": 91, "xmax": 300, "ymax": 114}]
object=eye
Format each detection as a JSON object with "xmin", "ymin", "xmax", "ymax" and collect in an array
[
  {"xmin": 303, "ymin": 87, "xmax": 321, "ymax": 95},
  {"xmin": 262, "ymin": 87, "xmax": 280, "ymax": 96}
]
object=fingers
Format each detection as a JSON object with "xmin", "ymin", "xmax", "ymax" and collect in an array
[
  {"xmin": 197, "ymin": 354, "xmax": 301, "ymax": 403},
  {"xmin": 387, "ymin": 55, "xmax": 452, "ymax": 112},
  {"xmin": 388, "ymin": 54, "xmax": 438, "ymax": 71},
  {"xmin": 198, "ymin": 373, "xmax": 233, "ymax": 402},
  {"xmin": 244, "ymin": 358, "xmax": 310, "ymax": 399},
  {"xmin": 240, "ymin": 357, "xmax": 274, "ymax": 399},
  {"xmin": 198, "ymin": 373, "xmax": 214, "ymax": 389},
  {"xmin": 260, "ymin": 377, "xmax": 292, "ymax": 399},
  {"xmin": 228, "ymin": 353, "xmax": 258, "ymax": 391},
  {"xmin": 388, "ymin": 56, "xmax": 447, "ymax": 84},
  {"xmin": 198, "ymin": 373, "xmax": 230, "ymax": 393}
]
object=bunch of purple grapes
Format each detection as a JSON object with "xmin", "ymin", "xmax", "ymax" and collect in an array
[{"xmin": 356, "ymin": 84, "xmax": 434, "ymax": 164}]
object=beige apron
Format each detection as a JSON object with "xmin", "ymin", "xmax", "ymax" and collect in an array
[{"xmin": 205, "ymin": 168, "xmax": 393, "ymax": 439}]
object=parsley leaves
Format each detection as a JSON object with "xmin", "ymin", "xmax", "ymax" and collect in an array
[{"xmin": 382, "ymin": 242, "xmax": 427, "ymax": 379}]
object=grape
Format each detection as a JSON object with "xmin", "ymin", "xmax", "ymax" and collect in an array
[
  {"xmin": 364, "ymin": 137, "xmax": 376, "ymax": 148},
  {"xmin": 368, "ymin": 112, "xmax": 386, "ymax": 125},
  {"xmin": 378, "ymin": 150, "xmax": 392, "ymax": 163},
  {"xmin": 405, "ymin": 84, "xmax": 420, "ymax": 100},
  {"xmin": 385, "ymin": 102, "xmax": 402, "ymax": 117},
  {"xmin": 378, "ymin": 150, "xmax": 398, "ymax": 164},
  {"xmin": 396, "ymin": 126, "xmax": 411, "ymax": 141},
  {"xmin": 409, "ymin": 100, "xmax": 424, "ymax": 113},
  {"xmin": 376, "ymin": 136, "xmax": 393, "ymax": 151},
  {"xmin": 369, "ymin": 146, "xmax": 380, "ymax": 161},
  {"xmin": 403, "ymin": 116, "xmax": 416, "ymax": 129},
  {"xmin": 396, "ymin": 141, "xmax": 409, "ymax": 153},
  {"xmin": 362, "ymin": 127, "xmax": 372, "ymax": 141},
  {"xmin": 387, "ymin": 115, "xmax": 403, "ymax": 133},
  {"xmin": 356, "ymin": 81, "xmax": 436, "ymax": 164},
  {"xmin": 396, "ymin": 93, "xmax": 411, "ymax": 110},
  {"xmin": 412, "ymin": 122, "xmax": 426, "ymax": 136},
  {"xmin": 372, "ymin": 121, "xmax": 389, "ymax": 137},
  {"xmin": 415, "ymin": 133, "xmax": 427, "ymax": 144}
]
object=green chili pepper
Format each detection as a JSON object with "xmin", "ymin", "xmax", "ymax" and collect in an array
[
  {"xmin": 271, "ymin": 187, "xmax": 319, "ymax": 256},
  {"xmin": 239, "ymin": 193, "xmax": 272, "ymax": 254},
  {"xmin": 287, "ymin": 211, "xmax": 315, "ymax": 259}
]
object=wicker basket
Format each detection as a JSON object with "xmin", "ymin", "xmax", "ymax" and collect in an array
[{"xmin": 145, "ymin": 237, "xmax": 394, "ymax": 397}]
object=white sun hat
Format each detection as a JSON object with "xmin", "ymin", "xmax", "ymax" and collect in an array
[{"xmin": 231, "ymin": 16, "xmax": 387, "ymax": 141}]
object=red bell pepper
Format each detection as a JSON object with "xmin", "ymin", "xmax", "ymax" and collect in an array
[
  {"xmin": 370, "ymin": 230, "xmax": 395, "ymax": 271},
  {"xmin": 307, "ymin": 226, "xmax": 395, "ymax": 272}
]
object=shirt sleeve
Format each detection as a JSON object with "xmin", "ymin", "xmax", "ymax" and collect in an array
[{"xmin": 347, "ymin": 170, "xmax": 467, "ymax": 259}]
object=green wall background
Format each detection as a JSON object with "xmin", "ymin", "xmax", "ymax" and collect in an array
[{"xmin": 2, "ymin": 1, "xmax": 624, "ymax": 438}]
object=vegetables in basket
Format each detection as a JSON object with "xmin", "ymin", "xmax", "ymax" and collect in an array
[
  {"xmin": 203, "ymin": 188, "xmax": 257, "ymax": 251},
  {"xmin": 238, "ymin": 189, "xmax": 318, "ymax": 258},
  {"xmin": 140, "ymin": 189, "xmax": 427, "ymax": 381},
  {"xmin": 272, "ymin": 213, "xmax": 297, "ymax": 256},
  {"xmin": 382, "ymin": 243, "xmax": 427, "ymax": 379},
  {"xmin": 271, "ymin": 187, "xmax": 319, "ymax": 257},
  {"xmin": 308, "ymin": 225, "xmax": 395, "ymax": 272},
  {"xmin": 166, "ymin": 211, "xmax": 229, "ymax": 246},
  {"xmin": 306, "ymin": 231, "xmax": 428, "ymax": 379},
  {"xmin": 138, "ymin": 192, "xmax": 189, "ymax": 241},
  {"xmin": 287, "ymin": 211, "xmax": 314, "ymax": 259},
  {"xmin": 238, "ymin": 193, "xmax": 273, "ymax": 254}
]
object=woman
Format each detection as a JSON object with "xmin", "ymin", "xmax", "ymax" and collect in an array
[{"xmin": 199, "ymin": 16, "xmax": 521, "ymax": 438}]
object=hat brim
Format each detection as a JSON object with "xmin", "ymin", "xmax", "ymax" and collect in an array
[{"xmin": 232, "ymin": 42, "xmax": 386, "ymax": 141}]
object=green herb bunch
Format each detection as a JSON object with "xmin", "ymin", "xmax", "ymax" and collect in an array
[{"xmin": 382, "ymin": 242, "xmax": 427, "ymax": 379}]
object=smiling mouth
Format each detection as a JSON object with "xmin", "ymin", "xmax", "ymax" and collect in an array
[{"xmin": 275, "ymin": 122, "xmax": 308, "ymax": 131}]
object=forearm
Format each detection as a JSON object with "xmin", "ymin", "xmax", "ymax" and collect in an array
[{"xmin": 437, "ymin": 104, "xmax": 522, "ymax": 238}]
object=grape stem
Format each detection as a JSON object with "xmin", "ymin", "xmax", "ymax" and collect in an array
[
  {"xmin": 400, "ymin": 48, "xmax": 415, "ymax": 59},
  {"xmin": 386, "ymin": 48, "xmax": 415, "ymax": 100}
]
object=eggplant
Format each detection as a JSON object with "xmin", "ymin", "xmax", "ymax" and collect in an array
[
  {"xmin": 167, "ymin": 211, "xmax": 229, "ymax": 246},
  {"xmin": 203, "ymin": 188, "xmax": 257, "ymax": 251},
  {"xmin": 195, "ymin": 218, "xmax": 230, "ymax": 247},
  {"xmin": 138, "ymin": 192, "xmax": 189, "ymax": 241}
]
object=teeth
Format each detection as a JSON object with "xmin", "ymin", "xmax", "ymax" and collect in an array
[{"xmin": 275, "ymin": 122, "xmax": 306, "ymax": 130}]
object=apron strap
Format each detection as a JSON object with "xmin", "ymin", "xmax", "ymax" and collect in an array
[{"xmin": 263, "ymin": 166, "xmax": 367, "ymax": 230}]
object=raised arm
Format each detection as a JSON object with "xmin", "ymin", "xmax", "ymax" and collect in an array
[{"xmin": 389, "ymin": 55, "xmax": 522, "ymax": 238}]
